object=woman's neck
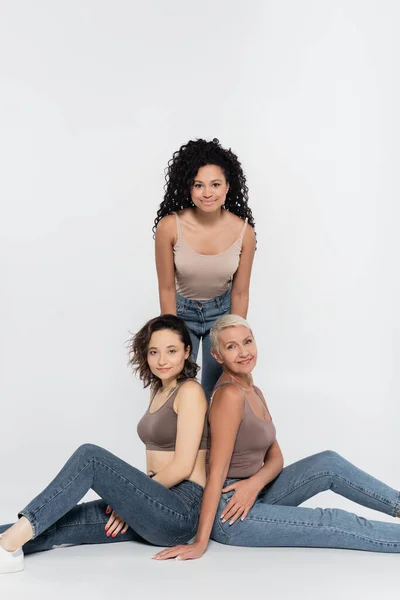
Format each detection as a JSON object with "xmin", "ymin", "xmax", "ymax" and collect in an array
[
  {"xmin": 160, "ymin": 377, "xmax": 178, "ymax": 392},
  {"xmin": 192, "ymin": 207, "xmax": 224, "ymax": 227},
  {"xmin": 222, "ymin": 369, "xmax": 253, "ymax": 391}
]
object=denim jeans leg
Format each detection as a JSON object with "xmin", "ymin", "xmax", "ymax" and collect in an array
[
  {"xmin": 201, "ymin": 332, "xmax": 223, "ymax": 401},
  {"xmin": 0, "ymin": 500, "xmax": 146, "ymax": 555},
  {"xmin": 177, "ymin": 287, "xmax": 231, "ymax": 400},
  {"xmin": 188, "ymin": 329, "xmax": 201, "ymax": 362},
  {"xmin": 210, "ymin": 454, "xmax": 400, "ymax": 553},
  {"xmin": 18, "ymin": 444, "xmax": 199, "ymax": 547},
  {"xmin": 259, "ymin": 451, "xmax": 400, "ymax": 517},
  {"xmin": 214, "ymin": 499, "xmax": 400, "ymax": 552},
  {"xmin": 177, "ymin": 298, "xmax": 201, "ymax": 362},
  {"xmin": 201, "ymin": 287, "xmax": 231, "ymax": 401}
]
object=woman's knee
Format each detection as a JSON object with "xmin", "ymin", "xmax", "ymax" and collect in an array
[
  {"xmin": 316, "ymin": 450, "xmax": 344, "ymax": 471},
  {"xmin": 73, "ymin": 443, "xmax": 103, "ymax": 461}
]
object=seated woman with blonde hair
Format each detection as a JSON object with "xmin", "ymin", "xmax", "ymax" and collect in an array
[{"xmin": 154, "ymin": 314, "xmax": 400, "ymax": 559}]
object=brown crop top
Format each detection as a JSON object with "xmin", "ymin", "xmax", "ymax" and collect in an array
[
  {"xmin": 210, "ymin": 381, "xmax": 276, "ymax": 478},
  {"xmin": 137, "ymin": 379, "xmax": 208, "ymax": 452}
]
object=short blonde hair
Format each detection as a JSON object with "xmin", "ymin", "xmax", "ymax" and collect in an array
[{"xmin": 210, "ymin": 314, "xmax": 253, "ymax": 353}]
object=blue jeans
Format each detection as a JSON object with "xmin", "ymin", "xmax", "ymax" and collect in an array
[
  {"xmin": 0, "ymin": 444, "xmax": 203, "ymax": 554},
  {"xmin": 211, "ymin": 450, "xmax": 400, "ymax": 552},
  {"xmin": 176, "ymin": 287, "xmax": 231, "ymax": 401}
]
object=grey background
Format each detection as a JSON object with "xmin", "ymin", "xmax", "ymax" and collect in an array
[{"xmin": 0, "ymin": 0, "xmax": 399, "ymax": 597}]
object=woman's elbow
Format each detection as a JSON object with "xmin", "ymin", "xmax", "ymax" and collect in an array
[
  {"xmin": 231, "ymin": 290, "xmax": 249, "ymax": 305},
  {"xmin": 159, "ymin": 285, "xmax": 176, "ymax": 297},
  {"xmin": 206, "ymin": 463, "xmax": 229, "ymax": 486},
  {"xmin": 277, "ymin": 453, "xmax": 284, "ymax": 472},
  {"xmin": 175, "ymin": 460, "xmax": 196, "ymax": 480}
]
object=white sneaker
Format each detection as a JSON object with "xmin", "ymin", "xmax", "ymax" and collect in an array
[{"xmin": 0, "ymin": 535, "xmax": 24, "ymax": 574}]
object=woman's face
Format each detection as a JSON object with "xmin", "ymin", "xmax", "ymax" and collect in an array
[
  {"xmin": 190, "ymin": 164, "xmax": 229, "ymax": 212},
  {"xmin": 147, "ymin": 329, "xmax": 190, "ymax": 384},
  {"xmin": 212, "ymin": 326, "xmax": 257, "ymax": 376}
]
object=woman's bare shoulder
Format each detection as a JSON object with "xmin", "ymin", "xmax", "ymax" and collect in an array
[
  {"xmin": 210, "ymin": 384, "xmax": 245, "ymax": 426},
  {"xmin": 157, "ymin": 213, "xmax": 176, "ymax": 232},
  {"xmin": 155, "ymin": 214, "xmax": 178, "ymax": 245},
  {"xmin": 179, "ymin": 379, "xmax": 203, "ymax": 393},
  {"xmin": 176, "ymin": 379, "xmax": 206, "ymax": 401},
  {"xmin": 212, "ymin": 382, "xmax": 245, "ymax": 406},
  {"xmin": 223, "ymin": 211, "xmax": 249, "ymax": 232}
]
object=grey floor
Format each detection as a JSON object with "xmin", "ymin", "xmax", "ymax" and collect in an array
[{"xmin": 1, "ymin": 540, "xmax": 398, "ymax": 600}]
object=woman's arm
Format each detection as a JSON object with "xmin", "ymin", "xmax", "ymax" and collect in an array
[
  {"xmin": 247, "ymin": 440, "xmax": 284, "ymax": 490},
  {"xmin": 153, "ymin": 385, "xmax": 244, "ymax": 560},
  {"xmin": 155, "ymin": 215, "xmax": 177, "ymax": 315},
  {"xmin": 220, "ymin": 440, "xmax": 284, "ymax": 524},
  {"xmin": 151, "ymin": 381, "xmax": 207, "ymax": 488},
  {"xmin": 230, "ymin": 225, "xmax": 256, "ymax": 318}
]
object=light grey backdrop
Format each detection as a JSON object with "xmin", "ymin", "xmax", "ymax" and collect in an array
[{"xmin": 0, "ymin": 0, "xmax": 399, "ymax": 527}]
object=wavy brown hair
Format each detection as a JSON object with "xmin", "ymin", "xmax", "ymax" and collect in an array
[{"xmin": 127, "ymin": 315, "xmax": 199, "ymax": 393}]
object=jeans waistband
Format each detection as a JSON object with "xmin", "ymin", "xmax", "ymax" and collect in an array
[
  {"xmin": 224, "ymin": 477, "xmax": 243, "ymax": 486},
  {"xmin": 149, "ymin": 475, "xmax": 203, "ymax": 506},
  {"xmin": 172, "ymin": 480, "xmax": 204, "ymax": 506},
  {"xmin": 176, "ymin": 285, "xmax": 231, "ymax": 310}
]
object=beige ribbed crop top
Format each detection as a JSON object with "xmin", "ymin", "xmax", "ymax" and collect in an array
[
  {"xmin": 173, "ymin": 213, "xmax": 247, "ymax": 301},
  {"xmin": 210, "ymin": 381, "xmax": 276, "ymax": 478},
  {"xmin": 137, "ymin": 379, "xmax": 208, "ymax": 452}
]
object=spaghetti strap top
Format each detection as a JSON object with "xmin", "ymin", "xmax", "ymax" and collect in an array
[
  {"xmin": 137, "ymin": 379, "xmax": 208, "ymax": 452},
  {"xmin": 173, "ymin": 213, "xmax": 247, "ymax": 301},
  {"xmin": 209, "ymin": 380, "xmax": 276, "ymax": 478}
]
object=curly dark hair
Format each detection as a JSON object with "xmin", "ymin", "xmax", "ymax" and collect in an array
[
  {"xmin": 152, "ymin": 138, "xmax": 255, "ymax": 234},
  {"xmin": 127, "ymin": 314, "xmax": 199, "ymax": 394}
]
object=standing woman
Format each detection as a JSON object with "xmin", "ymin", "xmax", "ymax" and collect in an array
[{"xmin": 154, "ymin": 138, "xmax": 256, "ymax": 401}]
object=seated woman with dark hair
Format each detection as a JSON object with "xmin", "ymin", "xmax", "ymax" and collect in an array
[
  {"xmin": 154, "ymin": 314, "xmax": 400, "ymax": 560},
  {"xmin": 0, "ymin": 315, "xmax": 207, "ymax": 574}
]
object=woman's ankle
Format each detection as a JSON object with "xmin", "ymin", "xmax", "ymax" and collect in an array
[
  {"xmin": 0, "ymin": 517, "xmax": 33, "ymax": 552},
  {"xmin": 0, "ymin": 534, "xmax": 19, "ymax": 553}
]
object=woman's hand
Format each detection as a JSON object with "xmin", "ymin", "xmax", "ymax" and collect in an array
[
  {"xmin": 221, "ymin": 479, "xmax": 259, "ymax": 524},
  {"xmin": 105, "ymin": 505, "xmax": 129, "ymax": 537},
  {"xmin": 152, "ymin": 541, "xmax": 207, "ymax": 561}
]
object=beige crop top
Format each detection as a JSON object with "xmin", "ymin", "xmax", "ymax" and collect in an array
[
  {"xmin": 137, "ymin": 379, "xmax": 208, "ymax": 452},
  {"xmin": 173, "ymin": 213, "xmax": 247, "ymax": 301},
  {"xmin": 210, "ymin": 381, "xmax": 276, "ymax": 478}
]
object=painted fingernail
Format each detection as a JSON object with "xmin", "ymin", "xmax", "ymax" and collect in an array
[
  {"xmin": 106, "ymin": 532, "xmax": 111, "ymax": 537},
  {"xmin": 112, "ymin": 533, "xmax": 116, "ymax": 537},
  {"xmin": 105, "ymin": 526, "xmax": 109, "ymax": 531}
]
